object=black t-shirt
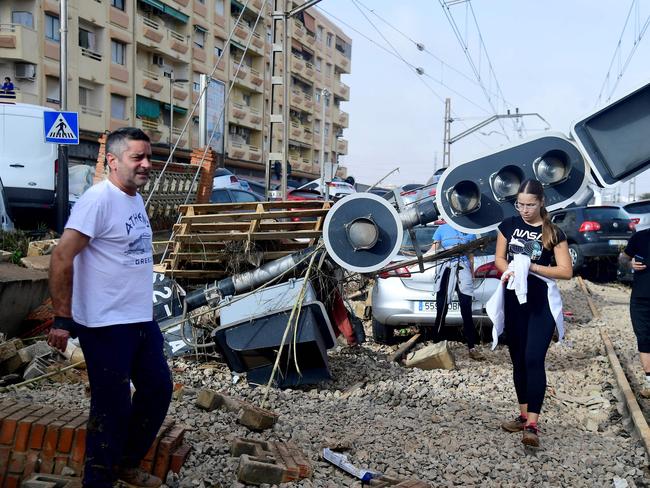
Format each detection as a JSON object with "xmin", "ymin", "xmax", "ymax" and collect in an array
[
  {"xmin": 498, "ymin": 216, "xmax": 567, "ymax": 266},
  {"xmin": 624, "ymin": 229, "xmax": 650, "ymax": 299}
]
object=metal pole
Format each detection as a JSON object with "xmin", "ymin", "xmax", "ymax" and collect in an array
[
  {"xmin": 55, "ymin": 0, "xmax": 69, "ymax": 234},
  {"xmin": 169, "ymin": 68, "xmax": 174, "ymax": 147},
  {"xmin": 443, "ymin": 98, "xmax": 451, "ymax": 167},
  {"xmin": 198, "ymin": 74, "xmax": 207, "ymax": 148},
  {"xmin": 319, "ymin": 89, "xmax": 328, "ymax": 198},
  {"xmin": 281, "ymin": 2, "xmax": 290, "ymax": 199}
]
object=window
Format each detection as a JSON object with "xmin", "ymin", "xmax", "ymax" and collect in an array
[
  {"xmin": 12, "ymin": 11, "xmax": 34, "ymax": 28},
  {"xmin": 315, "ymin": 91, "xmax": 320, "ymax": 103},
  {"xmin": 325, "ymin": 96, "xmax": 330, "ymax": 107},
  {"xmin": 197, "ymin": 0, "xmax": 205, "ymax": 3},
  {"xmin": 111, "ymin": 94, "xmax": 127, "ymax": 120},
  {"xmin": 193, "ymin": 27, "xmax": 205, "ymax": 49},
  {"xmin": 46, "ymin": 77, "xmax": 60, "ymax": 104},
  {"xmin": 111, "ymin": 40, "xmax": 126, "ymax": 65},
  {"xmin": 111, "ymin": 0, "xmax": 125, "ymax": 10},
  {"xmin": 316, "ymin": 26, "xmax": 323, "ymax": 42},
  {"xmin": 325, "ymin": 63, "xmax": 332, "ymax": 77},
  {"xmin": 192, "ymin": 72, "xmax": 201, "ymax": 92},
  {"xmin": 45, "ymin": 14, "xmax": 60, "ymax": 43},
  {"xmin": 314, "ymin": 120, "xmax": 320, "ymax": 134},
  {"xmin": 79, "ymin": 28, "xmax": 97, "ymax": 51},
  {"xmin": 214, "ymin": 37, "xmax": 224, "ymax": 57},
  {"xmin": 324, "ymin": 124, "xmax": 330, "ymax": 138},
  {"xmin": 242, "ymin": 93, "xmax": 252, "ymax": 106},
  {"xmin": 326, "ymin": 32, "xmax": 333, "ymax": 47},
  {"xmin": 215, "ymin": 0, "xmax": 225, "ymax": 16},
  {"xmin": 79, "ymin": 87, "xmax": 89, "ymax": 106},
  {"xmin": 315, "ymin": 57, "xmax": 322, "ymax": 72}
]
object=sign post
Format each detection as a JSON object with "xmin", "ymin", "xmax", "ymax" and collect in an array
[{"xmin": 44, "ymin": 110, "xmax": 79, "ymax": 233}]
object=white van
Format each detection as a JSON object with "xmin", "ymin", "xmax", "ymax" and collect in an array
[{"xmin": 0, "ymin": 103, "xmax": 57, "ymax": 210}]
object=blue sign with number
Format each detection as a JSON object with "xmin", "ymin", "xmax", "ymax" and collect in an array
[{"xmin": 44, "ymin": 111, "xmax": 79, "ymax": 144}]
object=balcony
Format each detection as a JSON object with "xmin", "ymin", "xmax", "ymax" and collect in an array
[
  {"xmin": 229, "ymin": 101, "xmax": 262, "ymax": 131},
  {"xmin": 0, "ymin": 24, "xmax": 39, "ymax": 64},
  {"xmin": 79, "ymin": 47, "xmax": 104, "ymax": 79},
  {"xmin": 291, "ymin": 19, "xmax": 305, "ymax": 40},
  {"xmin": 136, "ymin": 16, "xmax": 164, "ymax": 47},
  {"xmin": 337, "ymin": 138, "xmax": 348, "ymax": 155},
  {"xmin": 228, "ymin": 140, "xmax": 247, "ymax": 160},
  {"xmin": 231, "ymin": 61, "xmax": 264, "ymax": 93},
  {"xmin": 233, "ymin": 21, "xmax": 265, "ymax": 56},
  {"xmin": 167, "ymin": 28, "xmax": 190, "ymax": 59},
  {"xmin": 290, "ymin": 53, "xmax": 306, "ymax": 76},
  {"xmin": 139, "ymin": 69, "xmax": 164, "ymax": 94},
  {"xmin": 290, "ymin": 122, "xmax": 313, "ymax": 146},
  {"xmin": 333, "ymin": 81, "xmax": 350, "ymax": 101},
  {"xmin": 334, "ymin": 49, "xmax": 351, "ymax": 74},
  {"xmin": 136, "ymin": 118, "xmax": 164, "ymax": 143},
  {"xmin": 303, "ymin": 61, "xmax": 315, "ymax": 82},
  {"xmin": 332, "ymin": 107, "xmax": 349, "ymax": 128},
  {"xmin": 79, "ymin": 1, "xmax": 107, "ymax": 27},
  {"xmin": 171, "ymin": 127, "xmax": 188, "ymax": 148},
  {"xmin": 80, "ymin": 105, "xmax": 105, "ymax": 133}
]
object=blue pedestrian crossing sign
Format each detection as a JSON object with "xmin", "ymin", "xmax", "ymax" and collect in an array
[{"xmin": 44, "ymin": 111, "xmax": 79, "ymax": 145}]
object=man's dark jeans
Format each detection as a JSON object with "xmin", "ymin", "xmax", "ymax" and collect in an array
[{"xmin": 77, "ymin": 320, "xmax": 172, "ymax": 488}]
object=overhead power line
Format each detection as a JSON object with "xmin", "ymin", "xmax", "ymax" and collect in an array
[{"xmin": 595, "ymin": 0, "xmax": 650, "ymax": 106}]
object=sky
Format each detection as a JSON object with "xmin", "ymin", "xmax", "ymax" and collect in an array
[{"xmin": 316, "ymin": 0, "xmax": 650, "ymax": 200}]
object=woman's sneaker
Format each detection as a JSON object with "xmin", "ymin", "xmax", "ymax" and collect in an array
[
  {"xmin": 501, "ymin": 415, "xmax": 527, "ymax": 432},
  {"xmin": 522, "ymin": 424, "xmax": 540, "ymax": 448}
]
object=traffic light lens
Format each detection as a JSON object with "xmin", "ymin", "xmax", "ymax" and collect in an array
[
  {"xmin": 447, "ymin": 181, "xmax": 481, "ymax": 215},
  {"xmin": 534, "ymin": 151, "xmax": 570, "ymax": 186},
  {"xmin": 490, "ymin": 165, "xmax": 524, "ymax": 201},
  {"xmin": 346, "ymin": 217, "xmax": 379, "ymax": 250}
]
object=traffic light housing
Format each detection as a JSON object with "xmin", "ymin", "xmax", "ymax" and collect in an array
[
  {"xmin": 436, "ymin": 133, "xmax": 589, "ymax": 233},
  {"xmin": 571, "ymin": 81, "xmax": 650, "ymax": 188}
]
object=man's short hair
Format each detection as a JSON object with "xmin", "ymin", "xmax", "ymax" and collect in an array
[{"xmin": 106, "ymin": 127, "xmax": 150, "ymax": 159}]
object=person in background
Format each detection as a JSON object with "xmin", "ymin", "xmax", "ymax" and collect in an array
[
  {"xmin": 492, "ymin": 179, "xmax": 572, "ymax": 448},
  {"xmin": 426, "ymin": 222, "xmax": 484, "ymax": 361},
  {"xmin": 1, "ymin": 77, "xmax": 15, "ymax": 94},
  {"xmin": 620, "ymin": 227, "xmax": 650, "ymax": 396},
  {"xmin": 47, "ymin": 127, "xmax": 172, "ymax": 488}
]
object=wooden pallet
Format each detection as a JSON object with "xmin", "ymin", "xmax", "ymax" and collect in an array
[{"xmin": 161, "ymin": 200, "xmax": 331, "ymax": 280}]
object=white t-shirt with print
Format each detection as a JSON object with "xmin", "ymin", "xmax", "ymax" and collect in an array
[{"xmin": 65, "ymin": 179, "xmax": 153, "ymax": 327}]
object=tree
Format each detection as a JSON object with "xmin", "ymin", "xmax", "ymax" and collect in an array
[{"xmin": 639, "ymin": 192, "xmax": 650, "ymax": 200}]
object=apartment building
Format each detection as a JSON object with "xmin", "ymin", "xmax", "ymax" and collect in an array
[{"xmin": 0, "ymin": 0, "xmax": 351, "ymax": 182}]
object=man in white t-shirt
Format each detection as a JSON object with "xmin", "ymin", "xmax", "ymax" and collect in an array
[{"xmin": 47, "ymin": 128, "xmax": 172, "ymax": 488}]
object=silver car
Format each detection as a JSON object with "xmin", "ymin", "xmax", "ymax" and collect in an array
[
  {"xmin": 371, "ymin": 226, "xmax": 500, "ymax": 343},
  {"xmin": 624, "ymin": 199, "xmax": 650, "ymax": 232}
]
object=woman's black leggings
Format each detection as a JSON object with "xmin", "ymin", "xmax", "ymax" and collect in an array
[{"xmin": 503, "ymin": 286, "xmax": 556, "ymax": 414}]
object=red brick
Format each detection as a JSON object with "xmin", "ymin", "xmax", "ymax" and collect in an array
[
  {"xmin": 0, "ymin": 401, "xmax": 29, "ymax": 425},
  {"xmin": 152, "ymin": 427, "xmax": 185, "ymax": 481},
  {"xmin": 23, "ymin": 450, "xmax": 40, "ymax": 478},
  {"xmin": 7, "ymin": 451, "xmax": 25, "ymax": 474},
  {"xmin": 57, "ymin": 414, "xmax": 88, "ymax": 453},
  {"xmin": 14, "ymin": 405, "xmax": 54, "ymax": 452},
  {"xmin": 43, "ymin": 410, "xmax": 78, "ymax": 457},
  {"xmin": 169, "ymin": 444, "xmax": 191, "ymax": 474},
  {"xmin": 29, "ymin": 409, "xmax": 69, "ymax": 450},
  {"xmin": 0, "ymin": 445, "xmax": 11, "ymax": 480},
  {"xmin": 54, "ymin": 454, "xmax": 69, "ymax": 475},
  {"xmin": 69, "ymin": 424, "xmax": 87, "ymax": 474},
  {"xmin": 4, "ymin": 473, "xmax": 20, "ymax": 488},
  {"xmin": 0, "ymin": 404, "xmax": 41, "ymax": 445}
]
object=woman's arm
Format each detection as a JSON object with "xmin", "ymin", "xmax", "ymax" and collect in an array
[
  {"xmin": 531, "ymin": 241, "xmax": 573, "ymax": 280},
  {"xmin": 495, "ymin": 231, "xmax": 509, "ymax": 274}
]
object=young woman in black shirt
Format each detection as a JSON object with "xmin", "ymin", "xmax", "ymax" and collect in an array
[{"xmin": 495, "ymin": 179, "xmax": 572, "ymax": 448}]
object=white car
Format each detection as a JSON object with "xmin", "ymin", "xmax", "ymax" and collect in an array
[
  {"xmin": 371, "ymin": 226, "xmax": 499, "ymax": 344},
  {"xmin": 297, "ymin": 179, "xmax": 356, "ymax": 200},
  {"xmin": 213, "ymin": 167, "xmax": 244, "ymax": 190},
  {"xmin": 624, "ymin": 199, "xmax": 650, "ymax": 232}
]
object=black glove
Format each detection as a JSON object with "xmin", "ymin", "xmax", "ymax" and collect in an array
[{"xmin": 53, "ymin": 316, "xmax": 79, "ymax": 339}]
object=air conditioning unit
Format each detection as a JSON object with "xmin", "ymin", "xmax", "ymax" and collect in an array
[
  {"xmin": 152, "ymin": 54, "xmax": 165, "ymax": 67},
  {"xmin": 15, "ymin": 63, "xmax": 36, "ymax": 80}
]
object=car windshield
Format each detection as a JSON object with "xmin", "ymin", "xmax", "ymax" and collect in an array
[
  {"xmin": 624, "ymin": 201, "xmax": 650, "ymax": 214},
  {"xmin": 584, "ymin": 207, "xmax": 630, "ymax": 220},
  {"xmin": 400, "ymin": 226, "xmax": 437, "ymax": 255}
]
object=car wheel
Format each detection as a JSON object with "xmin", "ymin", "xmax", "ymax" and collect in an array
[
  {"xmin": 372, "ymin": 319, "xmax": 394, "ymax": 345},
  {"xmin": 568, "ymin": 244, "xmax": 584, "ymax": 271}
]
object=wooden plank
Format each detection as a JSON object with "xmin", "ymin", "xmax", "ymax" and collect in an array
[
  {"xmin": 170, "ymin": 241, "xmax": 308, "ymax": 251},
  {"xmin": 163, "ymin": 270, "xmax": 229, "ymax": 278},
  {"xmin": 177, "ymin": 221, "xmax": 321, "ymax": 233},
  {"xmin": 178, "ymin": 200, "xmax": 329, "ymax": 215},
  {"xmin": 389, "ymin": 334, "xmax": 422, "ymax": 362},
  {"xmin": 175, "ymin": 230, "xmax": 322, "ymax": 242},
  {"xmin": 179, "ymin": 208, "xmax": 329, "ymax": 224},
  {"xmin": 169, "ymin": 250, "xmax": 298, "ymax": 261}
]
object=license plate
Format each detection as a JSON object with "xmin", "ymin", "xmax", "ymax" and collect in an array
[
  {"xmin": 609, "ymin": 239, "xmax": 627, "ymax": 246},
  {"xmin": 415, "ymin": 301, "xmax": 460, "ymax": 312}
]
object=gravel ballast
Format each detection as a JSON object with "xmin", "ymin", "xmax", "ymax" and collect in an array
[{"xmin": 5, "ymin": 277, "xmax": 649, "ymax": 487}]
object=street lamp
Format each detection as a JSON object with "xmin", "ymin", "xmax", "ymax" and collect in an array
[
  {"xmin": 319, "ymin": 88, "xmax": 330, "ymax": 200},
  {"xmin": 164, "ymin": 69, "xmax": 189, "ymax": 147}
]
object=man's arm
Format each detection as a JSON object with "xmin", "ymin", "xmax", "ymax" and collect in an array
[{"xmin": 47, "ymin": 229, "xmax": 90, "ymax": 351}]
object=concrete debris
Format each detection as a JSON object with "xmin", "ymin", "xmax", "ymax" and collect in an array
[
  {"xmin": 195, "ymin": 389, "xmax": 278, "ymax": 431},
  {"xmin": 20, "ymin": 255, "xmax": 51, "ymax": 271},
  {"xmin": 404, "ymin": 341, "xmax": 456, "ymax": 370},
  {"xmin": 231, "ymin": 438, "xmax": 312, "ymax": 485},
  {"xmin": 27, "ymin": 238, "xmax": 59, "ymax": 257},
  {"xmin": 0, "ymin": 250, "xmax": 12, "ymax": 262}
]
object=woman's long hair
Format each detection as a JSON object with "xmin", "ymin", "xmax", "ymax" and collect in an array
[{"xmin": 518, "ymin": 179, "xmax": 559, "ymax": 250}]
